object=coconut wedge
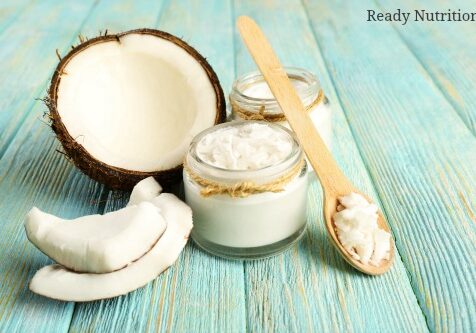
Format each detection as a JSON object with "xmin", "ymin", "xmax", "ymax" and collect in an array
[
  {"xmin": 47, "ymin": 29, "xmax": 226, "ymax": 190},
  {"xmin": 29, "ymin": 194, "xmax": 193, "ymax": 302},
  {"xmin": 127, "ymin": 176, "xmax": 162, "ymax": 206},
  {"xmin": 25, "ymin": 201, "xmax": 166, "ymax": 273}
]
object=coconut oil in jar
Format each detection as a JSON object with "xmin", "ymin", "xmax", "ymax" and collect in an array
[
  {"xmin": 229, "ymin": 67, "xmax": 332, "ymax": 151},
  {"xmin": 183, "ymin": 121, "xmax": 308, "ymax": 259}
]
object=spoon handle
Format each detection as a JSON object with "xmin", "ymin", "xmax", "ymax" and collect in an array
[{"xmin": 237, "ymin": 16, "xmax": 351, "ymax": 194}]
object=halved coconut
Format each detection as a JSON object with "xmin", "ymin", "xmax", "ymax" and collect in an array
[
  {"xmin": 25, "ymin": 201, "xmax": 166, "ymax": 273},
  {"xmin": 29, "ymin": 193, "xmax": 193, "ymax": 302},
  {"xmin": 47, "ymin": 29, "xmax": 225, "ymax": 190}
]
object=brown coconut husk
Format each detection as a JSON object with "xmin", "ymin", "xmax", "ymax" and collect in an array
[{"xmin": 46, "ymin": 29, "xmax": 226, "ymax": 190}]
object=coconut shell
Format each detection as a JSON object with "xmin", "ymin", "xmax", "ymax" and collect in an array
[{"xmin": 47, "ymin": 29, "xmax": 226, "ymax": 190}]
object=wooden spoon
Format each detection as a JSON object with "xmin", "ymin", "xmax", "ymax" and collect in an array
[{"xmin": 237, "ymin": 16, "xmax": 394, "ymax": 275}]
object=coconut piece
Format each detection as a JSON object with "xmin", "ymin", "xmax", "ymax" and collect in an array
[
  {"xmin": 25, "ymin": 201, "xmax": 166, "ymax": 273},
  {"xmin": 47, "ymin": 29, "xmax": 226, "ymax": 190},
  {"xmin": 127, "ymin": 176, "xmax": 162, "ymax": 206},
  {"xmin": 29, "ymin": 193, "xmax": 193, "ymax": 302}
]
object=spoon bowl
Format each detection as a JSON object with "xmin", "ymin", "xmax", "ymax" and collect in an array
[{"xmin": 323, "ymin": 190, "xmax": 394, "ymax": 275}]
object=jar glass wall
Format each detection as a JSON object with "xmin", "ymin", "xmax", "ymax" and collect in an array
[
  {"xmin": 229, "ymin": 67, "xmax": 332, "ymax": 151},
  {"xmin": 183, "ymin": 121, "xmax": 309, "ymax": 260}
]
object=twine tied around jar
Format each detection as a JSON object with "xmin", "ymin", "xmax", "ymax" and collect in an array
[
  {"xmin": 231, "ymin": 89, "xmax": 325, "ymax": 122},
  {"xmin": 183, "ymin": 158, "xmax": 305, "ymax": 198}
]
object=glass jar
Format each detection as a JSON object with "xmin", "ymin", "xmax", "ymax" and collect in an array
[
  {"xmin": 183, "ymin": 121, "xmax": 309, "ymax": 260},
  {"xmin": 229, "ymin": 67, "xmax": 332, "ymax": 151}
]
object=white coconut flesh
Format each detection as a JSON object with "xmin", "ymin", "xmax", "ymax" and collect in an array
[
  {"xmin": 25, "ymin": 201, "xmax": 166, "ymax": 273},
  {"xmin": 127, "ymin": 176, "xmax": 162, "ymax": 206},
  {"xmin": 57, "ymin": 33, "xmax": 218, "ymax": 172},
  {"xmin": 29, "ymin": 193, "xmax": 193, "ymax": 302}
]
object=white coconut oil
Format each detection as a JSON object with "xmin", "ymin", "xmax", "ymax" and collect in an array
[
  {"xmin": 183, "ymin": 121, "xmax": 308, "ymax": 259},
  {"xmin": 333, "ymin": 192, "xmax": 391, "ymax": 266},
  {"xmin": 229, "ymin": 67, "xmax": 332, "ymax": 151}
]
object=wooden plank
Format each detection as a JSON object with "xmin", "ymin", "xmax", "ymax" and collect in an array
[
  {"xmin": 0, "ymin": 0, "xmax": 97, "ymax": 154},
  {"xmin": 302, "ymin": 0, "xmax": 476, "ymax": 331},
  {"xmin": 69, "ymin": 1, "xmax": 247, "ymax": 332},
  {"xmin": 375, "ymin": 0, "xmax": 476, "ymax": 134},
  {"xmin": 234, "ymin": 1, "xmax": 429, "ymax": 332},
  {"xmin": 0, "ymin": 0, "xmax": 164, "ymax": 332},
  {"xmin": 0, "ymin": 0, "xmax": 33, "ymax": 34},
  {"xmin": 0, "ymin": 2, "xmax": 101, "ymax": 332}
]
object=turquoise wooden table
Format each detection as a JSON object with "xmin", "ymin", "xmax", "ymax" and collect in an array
[{"xmin": 0, "ymin": 0, "xmax": 475, "ymax": 332}]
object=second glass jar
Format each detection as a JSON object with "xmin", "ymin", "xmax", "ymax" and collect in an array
[{"xmin": 229, "ymin": 67, "xmax": 332, "ymax": 150}]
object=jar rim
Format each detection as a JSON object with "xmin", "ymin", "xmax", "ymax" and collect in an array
[
  {"xmin": 230, "ymin": 67, "xmax": 320, "ymax": 111},
  {"xmin": 186, "ymin": 121, "xmax": 304, "ymax": 184}
]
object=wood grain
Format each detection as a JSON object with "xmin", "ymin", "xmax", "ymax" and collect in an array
[
  {"xmin": 0, "ymin": 1, "xmax": 105, "ymax": 332},
  {"xmin": 0, "ymin": 0, "xmax": 98, "ymax": 156},
  {"xmin": 0, "ymin": 0, "xmax": 32, "ymax": 34},
  {"xmin": 303, "ymin": 0, "xmax": 476, "ymax": 331},
  {"xmin": 234, "ymin": 1, "xmax": 428, "ymax": 331},
  {"xmin": 0, "ymin": 0, "xmax": 162, "ymax": 331},
  {"xmin": 376, "ymin": 0, "xmax": 476, "ymax": 135},
  {"xmin": 0, "ymin": 0, "xmax": 473, "ymax": 331}
]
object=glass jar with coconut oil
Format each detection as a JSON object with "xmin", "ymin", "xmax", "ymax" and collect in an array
[
  {"xmin": 183, "ymin": 121, "xmax": 308, "ymax": 259},
  {"xmin": 229, "ymin": 67, "xmax": 332, "ymax": 151}
]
